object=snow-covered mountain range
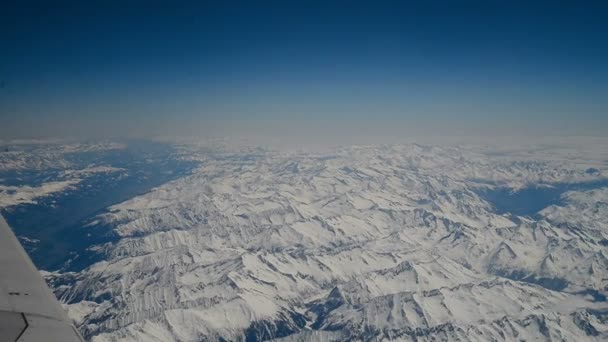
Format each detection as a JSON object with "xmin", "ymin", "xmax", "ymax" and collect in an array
[{"xmin": 4, "ymin": 140, "xmax": 608, "ymax": 341}]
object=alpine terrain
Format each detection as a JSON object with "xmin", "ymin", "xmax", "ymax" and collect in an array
[{"xmin": 3, "ymin": 139, "xmax": 608, "ymax": 341}]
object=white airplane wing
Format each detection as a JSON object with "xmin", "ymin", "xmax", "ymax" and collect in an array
[{"xmin": 0, "ymin": 215, "xmax": 83, "ymax": 341}]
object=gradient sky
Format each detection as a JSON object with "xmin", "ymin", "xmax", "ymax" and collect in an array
[{"xmin": 1, "ymin": 1, "xmax": 607, "ymax": 144}]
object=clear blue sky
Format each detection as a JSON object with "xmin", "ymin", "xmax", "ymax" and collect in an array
[{"xmin": 1, "ymin": 1, "xmax": 607, "ymax": 142}]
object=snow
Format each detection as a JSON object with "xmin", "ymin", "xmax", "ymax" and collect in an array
[
  {"xmin": 35, "ymin": 140, "xmax": 608, "ymax": 341},
  {"xmin": 0, "ymin": 180, "xmax": 80, "ymax": 207},
  {"xmin": 60, "ymin": 166, "xmax": 126, "ymax": 178},
  {"xmin": 0, "ymin": 141, "xmax": 126, "ymax": 171}
]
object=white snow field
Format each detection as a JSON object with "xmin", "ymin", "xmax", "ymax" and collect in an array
[{"xmin": 42, "ymin": 141, "xmax": 608, "ymax": 341}]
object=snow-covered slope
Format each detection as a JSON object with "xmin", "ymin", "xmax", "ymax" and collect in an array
[
  {"xmin": 46, "ymin": 143, "xmax": 608, "ymax": 341},
  {"xmin": 0, "ymin": 141, "xmax": 128, "ymax": 208},
  {"xmin": 0, "ymin": 180, "xmax": 81, "ymax": 207},
  {"xmin": 0, "ymin": 141, "xmax": 125, "ymax": 172}
]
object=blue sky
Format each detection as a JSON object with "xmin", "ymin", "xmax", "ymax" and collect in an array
[{"xmin": 1, "ymin": 1, "xmax": 607, "ymax": 142}]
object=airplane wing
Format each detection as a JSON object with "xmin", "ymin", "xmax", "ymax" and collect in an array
[{"xmin": 0, "ymin": 215, "xmax": 83, "ymax": 341}]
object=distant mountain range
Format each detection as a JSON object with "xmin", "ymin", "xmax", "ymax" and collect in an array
[{"xmin": 2, "ymin": 139, "xmax": 608, "ymax": 341}]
